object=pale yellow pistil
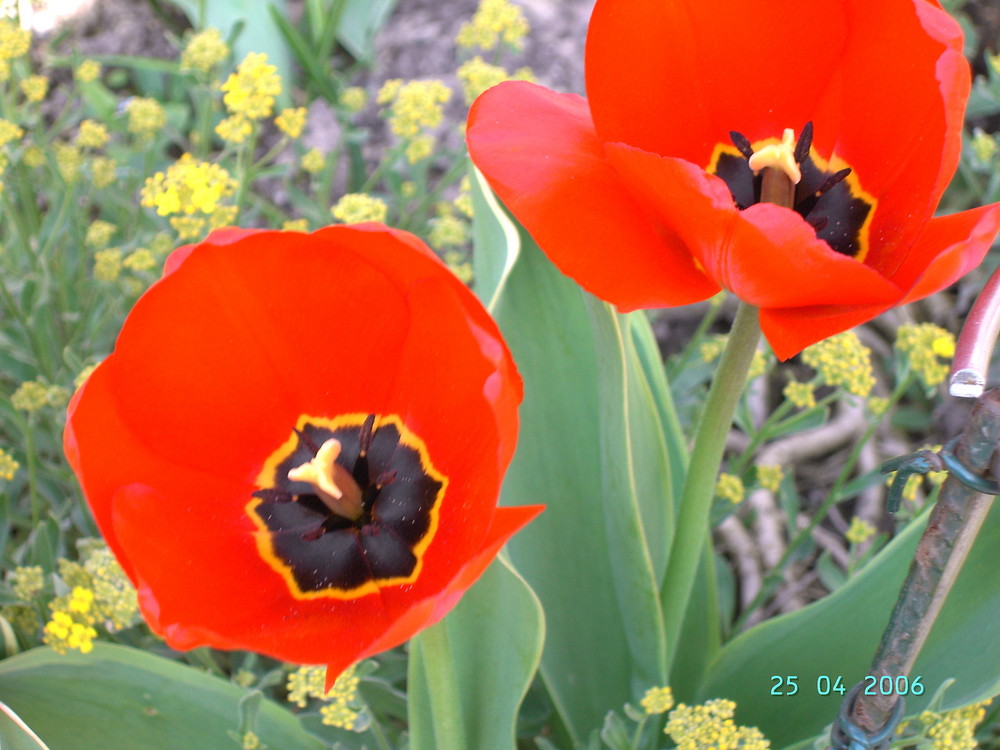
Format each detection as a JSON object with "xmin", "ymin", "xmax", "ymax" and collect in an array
[
  {"xmin": 287, "ymin": 438, "xmax": 364, "ymax": 520},
  {"xmin": 747, "ymin": 128, "xmax": 802, "ymax": 184}
]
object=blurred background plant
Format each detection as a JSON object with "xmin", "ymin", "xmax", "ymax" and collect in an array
[{"xmin": 0, "ymin": 0, "xmax": 999, "ymax": 748}]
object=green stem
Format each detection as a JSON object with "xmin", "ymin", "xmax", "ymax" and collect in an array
[
  {"xmin": 419, "ymin": 619, "xmax": 467, "ymax": 749},
  {"xmin": 662, "ymin": 302, "xmax": 761, "ymax": 668},
  {"xmin": 23, "ymin": 417, "xmax": 40, "ymax": 528},
  {"xmin": 367, "ymin": 716, "xmax": 394, "ymax": 750}
]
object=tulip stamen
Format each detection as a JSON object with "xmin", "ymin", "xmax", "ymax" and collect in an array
[
  {"xmin": 748, "ymin": 128, "xmax": 802, "ymax": 185},
  {"xmin": 287, "ymin": 438, "xmax": 365, "ymax": 520}
]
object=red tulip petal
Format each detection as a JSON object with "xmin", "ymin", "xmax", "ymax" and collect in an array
[
  {"xmin": 326, "ymin": 504, "xmax": 544, "ymax": 688},
  {"xmin": 761, "ymin": 302, "xmax": 894, "ymax": 361},
  {"xmin": 835, "ymin": 0, "xmax": 969, "ymax": 274},
  {"xmin": 467, "ymin": 81, "xmax": 718, "ymax": 309},
  {"xmin": 586, "ymin": 0, "xmax": 848, "ymax": 166},
  {"xmin": 894, "ymin": 203, "xmax": 1000, "ymax": 304},
  {"xmin": 605, "ymin": 144, "xmax": 900, "ymax": 310}
]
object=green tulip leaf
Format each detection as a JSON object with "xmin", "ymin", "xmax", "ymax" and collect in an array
[{"xmin": 0, "ymin": 701, "xmax": 50, "ymax": 750}]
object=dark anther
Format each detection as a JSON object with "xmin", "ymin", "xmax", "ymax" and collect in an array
[
  {"xmin": 729, "ymin": 130, "xmax": 754, "ymax": 160},
  {"xmin": 359, "ymin": 413, "xmax": 376, "ymax": 456},
  {"xmin": 815, "ymin": 167, "xmax": 852, "ymax": 197},
  {"xmin": 252, "ymin": 488, "xmax": 293, "ymax": 503},
  {"xmin": 794, "ymin": 121, "xmax": 814, "ymax": 164},
  {"xmin": 293, "ymin": 428, "xmax": 321, "ymax": 456},
  {"xmin": 301, "ymin": 525, "xmax": 326, "ymax": 541},
  {"xmin": 807, "ymin": 216, "xmax": 829, "ymax": 233},
  {"xmin": 375, "ymin": 470, "xmax": 397, "ymax": 489}
]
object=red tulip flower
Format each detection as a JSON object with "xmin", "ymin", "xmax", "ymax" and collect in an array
[
  {"xmin": 64, "ymin": 225, "xmax": 541, "ymax": 681},
  {"xmin": 467, "ymin": 0, "xmax": 1000, "ymax": 359}
]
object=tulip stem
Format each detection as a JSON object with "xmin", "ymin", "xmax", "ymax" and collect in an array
[
  {"xmin": 418, "ymin": 619, "xmax": 468, "ymax": 749},
  {"xmin": 661, "ymin": 301, "xmax": 762, "ymax": 671}
]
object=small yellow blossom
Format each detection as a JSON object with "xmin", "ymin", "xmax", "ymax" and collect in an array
[
  {"xmin": 0, "ymin": 447, "xmax": 19, "ymax": 481},
  {"xmin": 405, "ymin": 134, "xmax": 435, "ymax": 163},
  {"xmin": 170, "ymin": 215, "xmax": 207, "ymax": 241},
  {"xmin": 802, "ymin": 331, "xmax": 875, "ymax": 397},
  {"xmin": 221, "ymin": 52, "xmax": 282, "ymax": 120},
  {"xmin": 920, "ymin": 701, "xmax": 990, "ymax": 750},
  {"xmin": 281, "ymin": 218, "xmax": 309, "ymax": 232},
  {"xmin": 896, "ymin": 322, "xmax": 955, "ymax": 388},
  {"xmin": 700, "ymin": 334, "xmax": 727, "ymax": 363},
  {"xmin": 89, "ymin": 156, "xmax": 117, "ymax": 188},
  {"xmin": 124, "ymin": 248, "xmax": 157, "ymax": 272},
  {"xmin": 141, "ymin": 154, "xmax": 237, "ymax": 217},
  {"xmin": 339, "ymin": 86, "xmax": 367, "ymax": 113},
  {"xmin": 22, "ymin": 145, "xmax": 45, "ymax": 168},
  {"xmin": 331, "ymin": 193, "xmax": 388, "ymax": 224},
  {"xmin": 126, "ymin": 97, "xmax": 166, "ymax": 138},
  {"xmin": 209, "ymin": 205, "xmax": 239, "ymax": 230},
  {"xmin": 83, "ymin": 544, "xmax": 139, "ymax": 631},
  {"xmin": 971, "ymin": 129, "xmax": 997, "ymax": 164},
  {"xmin": 287, "ymin": 665, "xmax": 327, "ymax": 707},
  {"xmin": 430, "ymin": 214, "xmax": 469, "ymax": 248},
  {"xmin": 0, "ymin": 118, "xmax": 23, "ymax": 146},
  {"xmin": 74, "ymin": 59, "xmax": 101, "ymax": 83},
  {"xmin": 85, "ymin": 220, "xmax": 116, "ymax": 249},
  {"xmin": 376, "ymin": 79, "xmax": 402, "ymax": 106},
  {"xmin": 9, "ymin": 566, "xmax": 42, "ymax": 600},
  {"xmin": 46, "ymin": 386, "xmax": 70, "ymax": 409},
  {"xmin": 180, "ymin": 28, "xmax": 229, "ymax": 73},
  {"xmin": 455, "ymin": 175, "xmax": 474, "ymax": 218},
  {"xmin": 665, "ymin": 699, "xmax": 771, "ymax": 750},
  {"xmin": 443, "ymin": 250, "xmax": 473, "ymax": 284},
  {"xmin": 54, "ymin": 143, "xmax": 83, "ymax": 183},
  {"xmin": 378, "ymin": 79, "xmax": 451, "ymax": 139},
  {"xmin": 150, "ymin": 233, "xmax": 174, "ymax": 256},
  {"xmin": 241, "ymin": 731, "xmax": 261, "ymax": 750},
  {"xmin": 76, "ymin": 119, "xmax": 110, "ymax": 149},
  {"xmin": 783, "ymin": 380, "xmax": 816, "ymax": 409},
  {"xmin": 68, "ymin": 587, "xmax": 95, "ymax": 615},
  {"xmin": 0, "ymin": 19, "xmax": 30, "ymax": 60},
  {"xmin": 867, "ymin": 396, "xmax": 890, "ymax": 417},
  {"xmin": 716, "ymin": 473, "xmax": 744, "ymax": 504},
  {"xmin": 94, "ymin": 248, "xmax": 123, "ymax": 281},
  {"xmin": 845, "ymin": 517, "xmax": 876, "ymax": 545},
  {"xmin": 641, "ymin": 686, "xmax": 675, "ymax": 715},
  {"xmin": 20, "ymin": 75, "xmax": 48, "ymax": 102},
  {"xmin": 320, "ymin": 663, "xmax": 362, "ymax": 729},
  {"xmin": 216, "ymin": 114, "xmax": 252, "ymax": 144},
  {"xmin": 74, "ymin": 364, "xmax": 97, "ymax": 390},
  {"xmin": 232, "ymin": 669, "xmax": 256, "ymax": 688},
  {"xmin": 43, "ymin": 610, "xmax": 98, "ymax": 655},
  {"xmin": 300, "ymin": 147, "xmax": 326, "ymax": 175},
  {"xmin": 12, "ymin": 381, "xmax": 49, "ymax": 412},
  {"xmin": 275, "ymin": 107, "xmax": 307, "ymax": 138},
  {"xmin": 456, "ymin": 56, "xmax": 535, "ymax": 103},
  {"xmin": 456, "ymin": 0, "xmax": 530, "ymax": 51},
  {"xmin": 756, "ymin": 464, "xmax": 783, "ymax": 493}
]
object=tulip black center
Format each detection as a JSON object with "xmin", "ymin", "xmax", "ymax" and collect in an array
[
  {"xmin": 710, "ymin": 123, "xmax": 874, "ymax": 259},
  {"xmin": 247, "ymin": 414, "xmax": 445, "ymax": 598}
]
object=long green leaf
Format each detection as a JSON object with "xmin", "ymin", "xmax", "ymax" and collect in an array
[
  {"xmin": 699, "ymin": 499, "xmax": 1000, "ymax": 748},
  {"xmin": 407, "ymin": 555, "xmax": 545, "ymax": 750},
  {"xmin": 0, "ymin": 701, "xmax": 49, "ymax": 750},
  {"xmin": 0, "ymin": 644, "xmax": 325, "ymax": 750},
  {"xmin": 337, "ymin": 0, "xmax": 396, "ymax": 62}
]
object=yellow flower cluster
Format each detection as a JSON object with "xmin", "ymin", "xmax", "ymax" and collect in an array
[
  {"xmin": 286, "ymin": 664, "xmax": 364, "ymax": 729},
  {"xmin": 90, "ymin": 157, "xmax": 117, "ymax": 188},
  {"xmin": 222, "ymin": 52, "xmax": 282, "ymax": 120},
  {"xmin": 74, "ymin": 364, "xmax": 97, "ymax": 390},
  {"xmin": 54, "ymin": 143, "xmax": 83, "ymax": 183},
  {"xmin": 56, "ymin": 542, "xmax": 140, "ymax": 632},
  {"xmin": 94, "ymin": 248, "xmax": 123, "ymax": 281},
  {"xmin": 141, "ymin": 154, "xmax": 237, "ymax": 217},
  {"xmin": 845, "ymin": 516, "xmax": 876, "ymax": 545},
  {"xmin": 281, "ymin": 218, "xmax": 309, "ymax": 232},
  {"xmin": 456, "ymin": 0, "xmax": 530, "ymax": 51},
  {"xmin": 287, "ymin": 665, "xmax": 327, "ymax": 707},
  {"xmin": 429, "ymin": 206, "xmax": 469, "ymax": 249},
  {"xmin": 802, "ymin": 331, "xmax": 875, "ymax": 397},
  {"xmin": 86, "ymin": 220, "xmax": 117, "ymax": 249},
  {"xmin": 339, "ymin": 86, "xmax": 368, "ymax": 113},
  {"xmin": 640, "ymin": 686, "xmax": 675, "ymax": 715},
  {"xmin": 715, "ymin": 473, "xmax": 745, "ymax": 504},
  {"xmin": 74, "ymin": 59, "xmax": 101, "ymax": 84},
  {"xmin": 664, "ymin": 699, "xmax": 770, "ymax": 750},
  {"xmin": 44, "ymin": 587, "xmax": 99, "ymax": 654},
  {"xmin": 11, "ymin": 380, "xmax": 49, "ymax": 412},
  {"xmin": 755, "ymin": 464, "xmax": 783, "ymax": 493},
  {"xmin": 919, "ymin": 701, "xmax": 990, "ymax": 750},
  {"xmin": 971, "ymin": 128, "xmax": 997, "ymax": 163},
  {"xmin": 20, "ymin": 75, "xmax": 48, "ymax": 102},
  {"xmin": 216, "ymin": 115, "xmax": 252, "ymax": 144},
  {"xmin": 240, "ymin": 731, "xmax": 261, "ymax": 750},
  {"xmin": 75, "ymin": 119, "xmax": 110, "ymax": 149},
  {"xmin": 456, "ymin": 56, "xmax": 535, "ymax": 104},
  {"xmin": 700, "ymin": 334, "xmax": 727, "ymax": 363},
  {"xmin": 455, "ymin": 175, "xmax": 474, "ymax": 218},
  {"xmin": 126, "ymin": 97, "xmax": 167, "ymax": 138},
  {"xmin": 124, "ymin": 248, "xmax": 157, "ymax": 272},
  {"xmin": 443, "ymin": 250, "xmax": 473, "ymax": 284},
  {"xmin": 275, "ymin": 107, "xmax": 307, "ymax": 138},
  {"xmin": 377, "ymin": 79, "xmax": 451, "ymax": 139},
  {"xmin": 10, "ymin": 566, "xmax": 43, "ymax": 600},
  {"xmin": 867, "ymin": 396, "xmax": 890, "ymax": 417},
  {"xmin": 0, "ymin": 19, "xmax": 30, "ymax": 60},
  {"xmin": 181, "ymin": 27, "xmax": 229, "ymax": 73},
  {"xmin": 895, "ymin": 322, "xmax": 955, "ymax": 388},
  {"xmin": 0, "ymin": 118, "xmax": 24, "ymax": 147},
  {"xmin": 0, "ymin": 447, "xmax": 18, "ymax": 480},
  {"xmin": 331, "ymin": 193, "xmax": 387, "ymax": 224},
  {"xmin": 301, "ymin": 147, "xmax": 326, "ymax": 175}
]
